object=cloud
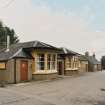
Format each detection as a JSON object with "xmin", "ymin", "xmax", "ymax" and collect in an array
[
  {"xmin": 0, "ymin": 0, "xmax": 88, "ymax": 40},
  {"xmin": 0, "ymin": 0, "xmax": 105, "ymax": 59}
]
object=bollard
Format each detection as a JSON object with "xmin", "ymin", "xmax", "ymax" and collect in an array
[
  {"xmin": 0, "ymin": 81, "xmax": 6, "ymax": 87},
  {"xmin": 0, "ymin": 69, "xmax": 7, "ymax": 88}
]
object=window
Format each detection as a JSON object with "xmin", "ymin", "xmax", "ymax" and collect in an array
[
  {"xmin": 72, "ymin": 56, "xmax": 78, "ymax": 68},
  {"xmin": 66, "ymin": 57, "xmax": 72, "ymax": 68},
  {"xmin": 47, "ymin": 54, "xmax": 51, "ymax": 70},
  {"xmin": 36, "ymin": 54, "xmax": 45, "ymax": 70},
  {"xmin": 66, "ymin": 56, "xmax": 79, "ymax": 69},
  {"xmin": 36, "ymin": 53, "xmax": 56, "ymax": 71},
  {"xmin": 47, "ymin": 54, "xmax": 56, "ymax": 70},
  {"xmin": 52, "ymin": 54, "xmax": 56, "ymax": 69}
]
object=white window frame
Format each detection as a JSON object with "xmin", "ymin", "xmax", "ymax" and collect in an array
[
  {"xmin": 36, "ymin": 53, "xmax": 45, "ymax": 70},
  {"xmin": 47, "ymin": 54, "xmax": 56, "ymax": 70}
]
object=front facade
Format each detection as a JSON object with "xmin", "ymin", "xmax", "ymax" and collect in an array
[
  {"xmin": 58, "ymin": 48, "xmax": 80, "ymax": 76},
  {"xmin": 0, "ymin": 57, "xmax": 33, "ymax": 84},
  {"xmin": 78, "ymin": 55, "xmax": 88, "ymax": 73},
  {"xmin": 64, "ymin": 55, "xmax": 80, "ymax": 75},
  {"xmin": 31, "ymin": 49, "xmax": 58, "ymax": 80},
  {"xmin": 6, "ymin": 58, "xmax": 32, "ymax": 83},
  {"xmin": 88, "ymin": 63, "xmax": 101, "ymax": 72},
  {"xmin": 0, "ymin": 41, "xmax": 59, "ymax": 83},
  {"xmin": 0, "ymin": 41, "xmax": 101, "ymax": 84}
]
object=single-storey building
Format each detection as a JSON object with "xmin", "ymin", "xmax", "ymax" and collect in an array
[
  {"xmin": 57, "ymin": 47, "xmax": 80, "ymax": 76},
  {"xmin": 0, "ymin": 41, "xmax": 59, "ymax": 83},
  {"xmin": 78, "ymin": 55, "xmax": 88, "ymax": 73},
  {"xmin": 85, "ymin": 52, "xmax": 101, "ymax": 72}
]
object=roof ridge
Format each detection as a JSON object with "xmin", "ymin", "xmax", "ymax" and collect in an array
[
  {"xmin": 37, "ymin": 40, "xmax": 55, "ymax": 48},
  {"xmin": 62, "ymin": 47, "xmax": 79, "ymax": 55},
  {"xmin": 9, "ymin": 48, "xmax": 22, "ymax": 59},
  {"xmin": 19, "ymin": 40, "xmax": 36, "ymax": 44},
  {"xmin": 63, "ymin": 47, "xmax": 68, "ymax": 54},
  {"xmin": 33, "ymin": 41, "xmax": 38, "ymax": 47}
]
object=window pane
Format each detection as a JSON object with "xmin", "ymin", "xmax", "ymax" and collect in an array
[
  {"xmin": 40, "ymin": 62, "xmax": 44, "ymax": 70},
  {"xmin": 47, "ymin": 62, "xmax": 50, "ymax": 70},
  {"xmin": 52, "ymin": 61, "xmax": 55, "ymax": 69},
  {"xmin": 47, "ymin": 54, "xmax": 51, "ymax": 70},
  {"xmin": 37, "ymin": 54, "xmax": 45, "ymax": 70},
  {"xmin": 41, "ymin": 57, "xmax": 44, "ymax": 61},
  {"xmin": 48, "ymin": 54, "xmax": 51, "ymax": 61},
  {"xmin": 47, "ymin": 54, "xmax": 56, "ymax": 70},
  {"xmin": 52, "ymin": 54, "xmax": 56, "ymax": 61}
]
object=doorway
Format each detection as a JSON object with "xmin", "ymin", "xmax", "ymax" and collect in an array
[
  {"xmin": 57, "ymin": 61, "xmax": 64, "ymax": 75},
  {"xmin": 20, "ymin": 60, "xmax": 28, "ymax": 81}
]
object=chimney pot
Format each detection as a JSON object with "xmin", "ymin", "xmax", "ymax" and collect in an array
[
  {"xmin": 85, "ymin": 51, "xmax": 89, "ymax": 57},
  {"xmin": 93, "ymin": 53, "xmax": 95, "ymax": 58}
]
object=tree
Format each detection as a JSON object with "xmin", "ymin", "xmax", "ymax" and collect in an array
[{"xmin": 0, "ymin": 21, "xmax": 19, "ymax": 49}]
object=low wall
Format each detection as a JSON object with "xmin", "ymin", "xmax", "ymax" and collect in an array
[
  {"xmin": 64, "ymin": 70, "xmax": 79, "ymax": 76},
  {"xmin": 32, "ymin": 73, "xmax": 58, "ymax": 80}
]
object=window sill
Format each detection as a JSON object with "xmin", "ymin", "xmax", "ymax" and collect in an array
[
  {"xmin": 33, "ymin": 70, "xmax": 57, "ymax": 74},
  {"xmin": 65, "ymin": 68, "xmax": 78, "ymax": 70}
]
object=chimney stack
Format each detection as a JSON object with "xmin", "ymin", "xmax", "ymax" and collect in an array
[
  {"xmin": 93, "ymin": 53, "xmax": 95, "ymax": 58},
  {"xmin": 6, "ymin": 35, "xmax": 10, "ymax": 52},
  {"xmin": 85, "ymin": 51, "xmax": 89, "ymax": 57}
]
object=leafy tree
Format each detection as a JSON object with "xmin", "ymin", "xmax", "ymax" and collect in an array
[{"xmin": 0, "ymin": 21, "xmax": 19, "ymax": 49}]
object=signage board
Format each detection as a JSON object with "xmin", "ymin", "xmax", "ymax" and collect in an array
[{"xmin": 0, "ymin": 62, "xmax": 6, "ymax": 70}]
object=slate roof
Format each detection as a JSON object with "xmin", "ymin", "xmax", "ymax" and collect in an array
[
  {"xmin": 0, "ymin": 40, "xmax": 59, "ymax": 61},
  {"xmin": 86, "ymin": 56, "xmax": 100, "ymax": 65},
  {"xmin": 11, "ymin": 40, "xmax": 59, "ymax": 49},
  {"xmin": 59, "ymin": 47, "xmax": 79, "ymax": 55},
  {"xmin": 79, "ymin": 55, "xmax": 88, "ymax": 61},
  {"xmin": 0, "ymin": 47, "xmax": 33, "ymax": 61}
]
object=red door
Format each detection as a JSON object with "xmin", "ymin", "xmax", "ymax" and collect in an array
[{"xmin": 20, "ymin": 61, "xmax": 28, "ymax": 81}]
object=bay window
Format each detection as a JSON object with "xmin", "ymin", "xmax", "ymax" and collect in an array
[
  {"xmin": 36, "ymin": 53, "xmax": 56, "ymax": 71},
  {"xmin": 47, "ymin": 54, "xmax": 56, "ymax": 70}
]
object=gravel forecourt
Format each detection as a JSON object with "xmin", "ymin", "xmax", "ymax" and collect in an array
[{"xmin": 0, "ymin": 71, "xmax": 105, "ymax": 105}]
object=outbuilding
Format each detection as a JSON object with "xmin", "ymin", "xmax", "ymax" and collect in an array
[
  {"xmin": 85, "ymin": 52, "xmax": 101, "ymax": 72},
  {"xmin": 0, "ymin": 46, "xmax": 33, "ymax": 83}
]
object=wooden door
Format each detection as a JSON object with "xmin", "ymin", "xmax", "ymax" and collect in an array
[
  {"xmin": 86, "ymin": 64, "xmax": 88, "ymax": 72},
  {"xmin": 20, "ymin": 60, "xmax": 28, "ymax": 81},
  {"xmin": 57, "ymin": 61, "xmax": 64, "ymax": 75}
]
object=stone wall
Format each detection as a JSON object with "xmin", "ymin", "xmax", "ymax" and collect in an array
[
  {"xmin": 64, "ymin": 70, "xmax": 79, "ymax": 76},
  {"xmin": 32, "ymin": 73, "xmax": 57, "ymax": 80},
  {"xmin": 7, "ymin": 59, "xmax": 15, "ymax": 83},
  {"xmin": 79, "ymin": 61, "xmax": 88, "ymax": 73}
]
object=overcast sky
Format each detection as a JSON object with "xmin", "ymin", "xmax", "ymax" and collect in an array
[{"xmin": 0, "ymin": 0, "xmax": 105, "ymax": 60}]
